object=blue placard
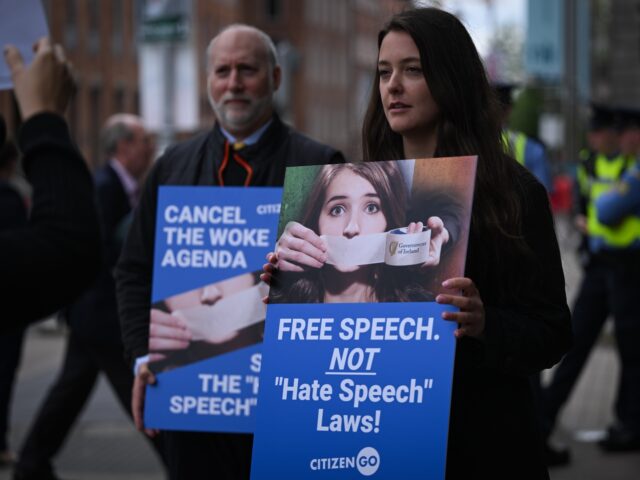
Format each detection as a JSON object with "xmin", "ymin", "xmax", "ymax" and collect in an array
[
  {"xmin": 145, "ymin": 186, "xmax": 281, "ymax": 432},
  {"xmin": 251, "ymin": 302, "xmax": 457, "ymax": 478}
]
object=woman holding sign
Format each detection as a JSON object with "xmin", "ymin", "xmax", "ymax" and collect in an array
[
  {"xmin": 265, "ymin": 7, "xmax": 571, "ymax": 479},
  {"xmin": 269, "ymin": 161, "xmax": 458, "ymax": 303}
]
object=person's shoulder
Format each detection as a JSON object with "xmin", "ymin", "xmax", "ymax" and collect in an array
[
  {"xmin": 512, "ymin": 161, "xmax": 550, "ymax": 219},
  {"xmin": 286, "ymin": 127, "xmax": 345, "ymax": 165},
  {"xmin": 94, "ymin": 165, "xmax": 129, "ymax": 204},
  {"xmin": 508, "ymin": 155, "xmax": 547, "ymax": 197},
  {"xmin": 94, "ymin": 163, "xmax": 117, "ymax": 184},
  {"xmin": 150, "ymin": 130, "xmax": 213, "ymax": 183},
  {"xmin": 525, "ymin": 136, "xmax": 546, "ymax": 155},
  {"xmin": 157, "ymin": 130, "xmax": 211, "ymax": 167}
]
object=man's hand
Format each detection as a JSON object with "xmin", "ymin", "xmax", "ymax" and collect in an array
[
  {"xmin": 3, "ymin": 37, "xmax": 75, "ymax": 119},
  {"xmin": 132, "ymin": 362, "xmax": 159, "ymax": 437}
]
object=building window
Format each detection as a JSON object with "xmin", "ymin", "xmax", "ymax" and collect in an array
[
  {"xmin": 265, "ymin": 0, "xmax": 282, "ymax": 20},
  {"xmin": 90, "ymin": 85, "xmax": 102, "ymax": 165},
  {"xmin": 111, "ymin": 0, "xmax": 123, "ymax": 55},
  {"xmin": 304, "ymin": 0, "xmax": 316, "ymax": 25},
  {"xmin": 114, "ymin": 87, "xmax": 126, "ymax": 113},
  {"xmin": 41, "ymin": 0, "xmax": 52, "ymax": 27},
  {"xmin": 88, "ymin": 0, "xmax": 101, "ymax": 54},
  {"xmin": 134, "ymin": 90, "xmax": 140, "ymax": 115},
  {"xmin": 64, "ymin": 0, "xmax": 77, "ymax": 49}
]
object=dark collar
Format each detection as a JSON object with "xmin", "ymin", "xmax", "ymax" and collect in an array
[{"xmin": 210, "ymin": 114, "xmax": 289, "ymax": 167}]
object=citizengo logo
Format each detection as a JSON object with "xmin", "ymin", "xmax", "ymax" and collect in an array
[
  {"xmin": 309, "ymin": 446, "xmax": 380, "ymax": 476},
  {"xmin": 356, "ymin": 447, "xmax": 380, "ymax": 476}
]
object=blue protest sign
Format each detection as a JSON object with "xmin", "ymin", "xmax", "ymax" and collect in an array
[
  {"xmin": 251, "ymin": 302, "xmax": 457, "ymax": 478},
  {"xmin": 145, "ymin": 186, "xmax": 281, "ymax": 432}
]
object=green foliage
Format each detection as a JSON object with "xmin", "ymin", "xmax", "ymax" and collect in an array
[
  {"xmin": 277, "ymin": 164, "xmax": 322, "ymax": 236},
  {"xmin": 510, "ymin": 87, "xmax": 544, "ymax": 139}
]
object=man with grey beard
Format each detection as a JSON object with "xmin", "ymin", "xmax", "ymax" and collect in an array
[{"xmin": 115, "ymin": 24, "xmax": 343, "ymax": 480}]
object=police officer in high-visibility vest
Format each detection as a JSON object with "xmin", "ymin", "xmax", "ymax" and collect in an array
[
  {"xmin": 592, "ymin": 107, "xmax": 640, "ymax": 451},
  {"xmin": 541, "ymin": 105, "xmax": 640, "ymax": 456},
  {"xmin": 494, "ymin": 83, "xmax": 552, "ymax": 191}
]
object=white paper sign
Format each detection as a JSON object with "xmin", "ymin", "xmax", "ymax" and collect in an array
[{"xmin": 0, "ymin": 0, "xmax": 50, "ymax": 90}]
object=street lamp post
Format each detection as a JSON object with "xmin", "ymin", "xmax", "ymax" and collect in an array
[{"xmin": 564, "ymin": 0, "xmax": 579, "ymax": 167}]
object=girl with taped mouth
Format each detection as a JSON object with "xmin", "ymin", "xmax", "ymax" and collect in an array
[{"xmin": 269, "ymin": 161, "xmax": 451, "ymax": 304}]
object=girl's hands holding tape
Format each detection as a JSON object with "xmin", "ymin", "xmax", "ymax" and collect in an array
[
  {"xmin": 423, "ymin": 216, "xmax": 449, "ymax": 267},
  {"xmin": 406, "ymin": 216, "xmax": 450, "ymax": 268}
]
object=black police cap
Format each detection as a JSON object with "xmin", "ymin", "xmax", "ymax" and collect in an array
[
  {"xmin": 616, "ymin": 107, "xmax": 640, "ymax": 130},
  {"xmin": 493, "ymin": 82, "xmax": 519, "ymax": 107},
  {"xmin": 589, "ymin": 104, "xmax": 617, "ymax": 131}
]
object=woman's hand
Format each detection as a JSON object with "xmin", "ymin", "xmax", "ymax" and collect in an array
[
  {"xmin": 260, "ymin": 252, "xmax": 278, "ymax": 286},
  {"xmin": 148, "ymin": 308, "xmax": 192, "ymax": 356},
  {"xmin": 436, "ymin": 277, "xmax": 485, "ymax": 339}
]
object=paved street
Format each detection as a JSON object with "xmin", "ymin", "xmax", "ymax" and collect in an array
[
  {"xmin": 0, "ymin": 322, "xmax": 165, "ymax": 480},
  {"xmin": 1, "ymin": 216, "xmax": 639, "ymax": 479}
]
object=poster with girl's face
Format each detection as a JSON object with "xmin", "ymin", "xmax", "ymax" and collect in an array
[
  {"xmin": 252, "ymin": 157, "xmax": 477, "ymax": 480},
  {"xmin": 270, "ymin": 157, "xmax": 476, "ymax": 305}
]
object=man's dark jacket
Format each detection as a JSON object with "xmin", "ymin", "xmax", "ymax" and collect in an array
[{"xmin": 68, "ymin": 164, "xmax": 131, "ymax": 345}]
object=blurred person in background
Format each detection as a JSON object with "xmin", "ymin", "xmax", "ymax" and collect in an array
[
  {"xmin": 0, "ymin": 136, "xmax": 28, "ymax": 467},
  {"xmin": 115, "ymin": 24, "xmax": 343, "ymax": 480},
  {"xmin": 1, "ymin": 38, "xmax": 100, "ymax": 333},
  {"xmin": 494, "ymin": 82, "xmax": 552, "ymax": 192},
  {"xmin": 540, "ymin": 105, "xmax": 640, "ymax": 462},
  {"xmin": 13, "ymin": 115, "xmax": 165, "ymax": 480},
  {"xmin": 590, "ymin": 107, "xmax": 640, "ymax": 452}
]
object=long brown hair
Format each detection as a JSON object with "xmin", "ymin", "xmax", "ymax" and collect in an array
[{"xmin": 362, "ymin": 8, "xmax": 531, "ymax": 299}]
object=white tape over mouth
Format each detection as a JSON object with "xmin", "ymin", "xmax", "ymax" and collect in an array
[
  {"xmin": 321, "ymin": 228, "xmax": 431, "ymax": 267},
  {"xmin": 172, "ymin": 282, "xmax": 268, "ymax": 343}
]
